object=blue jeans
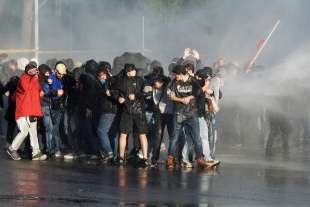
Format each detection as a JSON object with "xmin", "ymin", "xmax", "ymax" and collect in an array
[
  {"xmin": 169, "ymin": 112, "xmax": 203, "ymax": 159},
  {"xmin": 42, "ymin": 106, "xmax": 62, "ymax": 153},
  {"xmin": 206, "ymin": 112, "xmax": 218, "ymax": 159},
  {"xmin": 63, "ymin": 107, "xmax": 79, "ymax": 153},
  {"xmin": 42, "ymin": 106, "xmax": 53, "ymax": 153},
  {"xmin": 199, "ymin": 117, "xmax": 211, "ymax": 160},
  {"xmin": 52, "ymin": 109, "xmax": 63, "ymax": 153},
  {"xmin": 181, "ymin": 127, "xmax": 193, "ymax": 162},
  {"xmin": 97, "ymin": 113, "xmax": 118, "ymax": 155}
]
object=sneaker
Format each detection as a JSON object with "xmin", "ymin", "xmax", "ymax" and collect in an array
[
  {"xmin": 150, "ymin": 160, "xmax": 158, "ymax": 168},
  {"xmin": 32, "ymin": 152, "xmax": 47, "ymax": 161},
  {"xmin": 64, "ymin": 153, "xmax": 76, "ymax": 160},
  {"xmin": 136, "ymin": 158, "xmax": 149, "ymax": 168},
  {"xmin": 7, "ymin": 148, "xmax": 21, "ymax": 161},
  {"xmin": 54, "ymin": 151, "xmax": 63, "ymax": 158},
  {"xmin": 206, "ymin": 159, "xmax": 221, "ymax": 167},
  {"xmin": 78, "ymin": 153, "xmax": 87, "ymax": 158},
  {"xmin": 137, "ymin": 150, "xmax": 143, "ymax": 159},
  {"xmin": 102, "ymin": 152, "xmax": 114, "ymax": 162},
  {"xmin": 127, "ymin": 151, "xmax": 139, "ymax": 165},
  {"xmin": 115, "ymin": 157, "xmax": 125, "ymax": 166},
  {"xmin": 166, "ymin": 156, "xmax": 174, "ymax": 169},
  {"xmin": 127, "ymin": 149, "xmax": 139, "ymax": 161},
  {"xmin": 181, "ymin": 160, "xmax": 194, "ymax": 168},
  {"xmin": 89, "ymin": 155, "xmax": 99, "ymax": 160},
  {"xmin": 197, "ymin": 157, "xmax": 212, "ymax": 169}
]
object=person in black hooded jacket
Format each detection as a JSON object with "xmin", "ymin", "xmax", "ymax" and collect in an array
[
  {"xmin": 3, "ymin": 76, "xmax": 19, "ymax": 145},
  {"xmin": 144, "ymin": 74, "xmax": 174, "ymax": 167},
  {"xmin": 37, "ymin": 64, "xmax": 53, "ymax": 155},
  {"xmin": 61, "ymin": 68, "xmax": 80, "ymax": 160},
  {"xmin": 78, "ymin": 60, "xmax": 98, "ymax": 116},
  {"xmin": 96, "ymin": 62, "xmax": 119, "ymax": 161},
  {"xmin": 116, "ymin": 63, "xmax": 148, "ymax": 167},
  {"xmin": 76, "ymin": 59, "xmax": 101, "ymax": 158}
]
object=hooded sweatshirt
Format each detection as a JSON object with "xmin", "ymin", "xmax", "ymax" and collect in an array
[
  {"xmin": 15, "ymin": 73, "xmax": 43, "ymax": 120},
  {"xmin": 117, "ymin": 75, "xmax": 145, "ymax": 114}
]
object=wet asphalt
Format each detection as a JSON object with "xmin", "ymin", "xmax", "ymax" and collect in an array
[{"xmin": 0, "ymin": 149, "xmax": 309, "ymax": 207}]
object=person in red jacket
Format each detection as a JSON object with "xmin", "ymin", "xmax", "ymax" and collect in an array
[{"xmin": 6, "ymin": 62, "xmax": 47, "ymax": 161}]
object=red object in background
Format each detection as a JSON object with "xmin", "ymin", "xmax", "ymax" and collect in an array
[
  {"xmin": 244, "ymin": 37, "xmax": 266, "ymax": 73},
  {"xmin": 257, "ymin": 37, "xmax": 266, "ymax": 50}
]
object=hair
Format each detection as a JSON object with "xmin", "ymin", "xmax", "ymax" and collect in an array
[
  {"xmin": 96, "ymin": 67, "xmax": 111, "ymax": 78},
  {"xmin": 25, "ymin": 62, "xmax": 37, "ymax": 71},
  {"xmin": 98, "ymin": 61, "xmax": 112, "ymax": 71},
  {"xmin": 38, "ymin": 64, "xmax": 52, "ymax": 75},
  {"xmin": 85, "ymin": 59, "xmax": 98, "ymax": 75},
  {"xmin": 124, "ymin": 63, "xmax": 136, "ymax": 72},
  {"xmin": 172, "ymin": 65, "xmax": 187, "ymax": 75},
  {"xmin": 184, "ymin": 63, "xmax": 195, "ymax": 72}
]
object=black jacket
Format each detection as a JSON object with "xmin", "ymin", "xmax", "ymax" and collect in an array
[
  {"xmin": 77, "ymin": 72, "xmax": 98, "ymax": 116},
  {"xmin": 196, "ymin": 94, "xmax": 208, "ymax": 118},
  {"xmin": 96, "ymin": 77, "xmax": 118, "ymax": 114},
  {"xmin": 3, "ymin": 76, "xmax": 19, "ymax": 121},
  {"xmin": 117, "ymin": 75, "xmax": 145, "ymax": 114},
  {"xmin": 39, "ymin": 74, "xmax": 51, "ymax": 107},
  {"xmin": 143, "ymin": 75, "xmax": 170, "ymax": 113}
]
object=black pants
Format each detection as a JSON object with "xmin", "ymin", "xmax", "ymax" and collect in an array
[
  {"xmin": 151, "ymin": 113, "xmax": 174, "ymax": 162},
  {"xmin": 77, "ymin": 114, "xmax": 101, "ymax": 155},
  {"xmin": 119, "ymin": 112, "xmax": 148, "ymax": 135},
  {"xmin": 6, "ymin": 120, "xmax": 16, "ymax": 144}
]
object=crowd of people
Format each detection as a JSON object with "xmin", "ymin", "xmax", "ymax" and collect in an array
[{"xmin": 0, "ymin": 49, "xmax": 229, "ymax": 169}]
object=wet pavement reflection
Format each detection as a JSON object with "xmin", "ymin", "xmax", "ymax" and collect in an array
[{"xmin": 0, "ymin": 155, "xmax": 309, "ymax": 206}]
